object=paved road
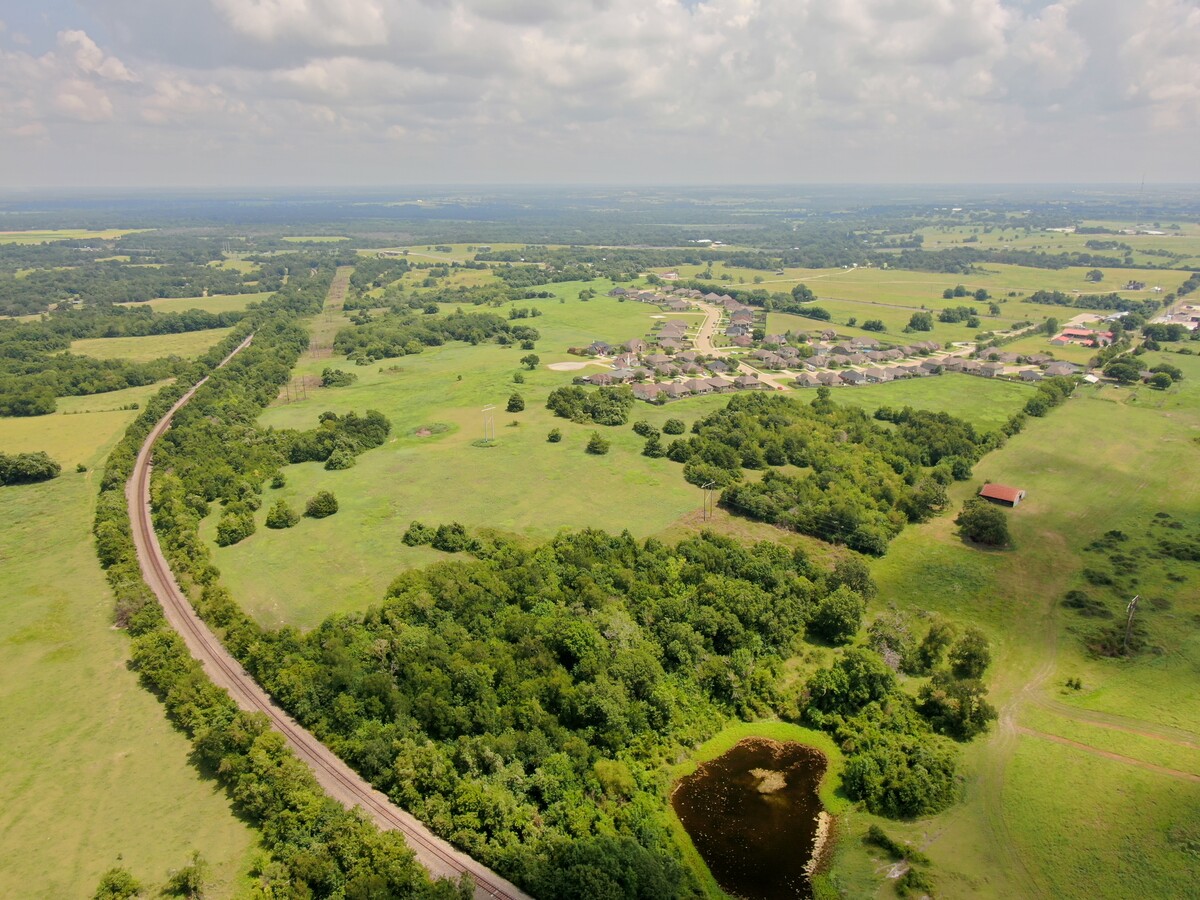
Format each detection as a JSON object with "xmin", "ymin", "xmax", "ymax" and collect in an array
[
  {"xmin": 689, "ymin": 299, "xmax": 791, "ymax": 389},
  {"xmin": 126, "ymin": 334, "xmax": 530, "ymax": 900}
]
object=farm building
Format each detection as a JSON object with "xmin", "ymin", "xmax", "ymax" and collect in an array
[{"xmin": 979, "ymin": 484, "xmax": 1026, "ymax": 507}]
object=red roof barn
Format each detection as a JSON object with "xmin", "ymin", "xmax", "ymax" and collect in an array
[{"xmin": 979, "ymin": 484, "xmax": 1026, "ymax": 507}]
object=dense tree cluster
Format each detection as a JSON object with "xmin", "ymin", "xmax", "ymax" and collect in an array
[
  {"xmin": 665, "ymin": 393, "xmax": 992, "ymax": 554},
  {"xmin": 546, "ymin": 385, "xmax": 635, "ymax": 426},
  {"xmin": 0, "ymin": 450, "xmax": 61, "ymax": 485},
  {"xmin": 198, "ymin": 530, "xmax": 864, "ymax": 894},
  {"xmin": 333, "ymin": 309, "xmax": 539, "ymax": 362}
]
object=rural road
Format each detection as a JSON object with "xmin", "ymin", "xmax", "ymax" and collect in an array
[{"xmin": 126, "ymin": 334, "xmax": 530, "ymax": 900}]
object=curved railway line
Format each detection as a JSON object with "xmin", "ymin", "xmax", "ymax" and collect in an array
[{"xmin": 125, "ymin": 334, "xmax": 529, "ymax": 900}]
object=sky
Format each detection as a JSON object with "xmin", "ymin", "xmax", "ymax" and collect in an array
[{"xmin": 0, "ymin": 0, "xmax": 1197, "ymax": 188}]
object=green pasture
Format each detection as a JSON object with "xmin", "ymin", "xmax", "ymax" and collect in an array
[
  {"xmin": 864, "ymin": 352, "xmax": 1200, "ymax": 898},
  {"xmin": 0, "ymin": 394, "xmax": 253, "ymax": 898},
  {"xmin": 0, "ymin": 382, "xmax": 166, "ymax": 469},
  {"xmin": 281, "ymin": 235, "xmax": 349, "ymax": 243},
  {"xmin": 70, "ymin": 328, "xmax": 234, "ymax": 363},
  {"xmin": 0, "ymin": 228, "xmax": 149, "ymax": 245},
  {"xmin": 116, "ymin": 292, "xmax": 272, "ymax": 314},
  {"xmin": 825, "ymin": 372, "xmax": 1036, "ymax": 432}
]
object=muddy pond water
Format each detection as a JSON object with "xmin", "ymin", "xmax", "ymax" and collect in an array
[{"xmin": 672, "ymin": 738, "xmax": 829, "ymax": 900}]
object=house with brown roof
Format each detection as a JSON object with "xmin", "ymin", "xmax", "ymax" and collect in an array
[
  {"xmin": 816, "ymin": 371, "xmax": 841, "ymax": 386},
  {"xmin": 979, "ymin": 483, "xmax": 1026, "ymax": 507},
  {"xmin": 840, "ymin": 370, "xmax": 868, "ymax": 386},
  {"xmin": 735, "ymin": 374, "xmax": 764, "ymax": 390},
  {"xmin": 794, "ymin": 372, "xmax": 821, "ymax": 387},
  {"xmin": 632, "ymin": 383, "xmax": 663, "ymax": 401},
  {"xmin": 980, "ymin": 362, "xmax": 1005, "ymax": 378},
  {"xmin": 685, "ymin": 378, "xmax": 713, "ymax": 394}
]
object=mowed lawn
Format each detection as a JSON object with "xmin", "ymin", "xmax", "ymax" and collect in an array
[
  {"xmin": 70, "ymin": 328, "xmax": 234, "ymax": 362},
  {"xmin": 858, "ymin": 352, "xmax": 1200, "ymax": 899},
  {"xmin": 210, "ymin": 289, "xmax": 730, "ymax": 629},
  {"xmin": 0, "ymin": 396, "xmax": 254, "ymax": 897}
]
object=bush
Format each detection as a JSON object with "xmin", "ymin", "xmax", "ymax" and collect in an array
[
  {"xmin": 304, "ymin": 490, "xmax": 339, "ymax": 518},
  {"xmin": 947, "ymin": 627, "xmax": 991, "ymax": 679},
  {"xmin": 270, "ymin": 471, "xmax": 287, "ymax": 489},
  {"xmin": 215, "ymin": 509, "xmax": 255, "ymax": 546},
  {"xmin": 642, "ymin": 433, "xmax": 666, "ymax": 458},
  {"xmin": 662, "ymin": 418, "xmax": 686, "ymax": 435},
  {"xmin": 586, "ymin": 432, "xmax": 611, "ymax": 455},
  {"xmin": 547, "ymin": 427, "xmax": 562, "ymax": 443},
  {"xmin": 320, "ymin": 367, "xmax": 357, "ymax": 387},
  {"xmin": 507, "ymin": 392, "xmax": 525, "ymax": 412},
  {"xmin": 402, "ymin": 520, "xmax": 434, "ymax": 545},
  {"xmin": 431, "ymin": 522, "xmax": 475, "ymax": 552},
  {"xmin": 264, "ymin": 499, "xmax": 300, "ymax": 529},
  {"xmin": 632, "ymin": 420, "xmax": 658, "ymax": 437},
  {"xmin": 92, "ymin": 867, "xmax": 142, "ymax": 900}
]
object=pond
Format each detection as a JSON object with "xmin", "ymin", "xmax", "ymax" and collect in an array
[{"xmin": 672, "ymin": 737, "xmax": 831, "ymax": 900}]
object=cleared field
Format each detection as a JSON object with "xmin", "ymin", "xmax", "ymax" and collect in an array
[
  {"xmin": 281, "ymin": 235, "xmax": 349, "ymax": 243},
  {"xmin": 0, "ymin": 394, "xmax": 253, "ymax": 898},
  {"xmin": 0, "ymin": 228, "xmax": 149, "ymax": 244},
  {"xmin": 71, "ymin": 328, "xmax": 234, "ymax": 362},
  {"xmin": 117, "ymin": 292, "xmax": 271, "ymax": 314},
  {"xmin": 0, "ymin": 382, "xmax": 167, "ymax": 469},
  {"xmin": 823, "ymin": 372, "xmax": 1036, "ymax": 431},
  {"xmin": 857, "ymin": 352, "xmax": 1200, "ymax": 898}
]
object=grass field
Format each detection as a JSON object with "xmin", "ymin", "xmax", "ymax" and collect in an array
[
  {"xmin": 825, "ymin": 372, "xmax": 1036, "ymax": 431},
  {"xmin": 0, "ymin": 382, "xmax": 167, "ymax": 469},
  {"xmin": 0, "ymin": 391, "xmax": 254, "ymax": 898},
  {"xmin": 117, "ymin": 292, "xmax": 272, "ymax": 314},
  {"xmin": 0, "ymin": 228, "xmax": 149, "ymax": 244},
  {"xmin": 848, "ymin": 351, "xmax": 1200, "ymax": 898},
  {"xmin": 71, "ymin": 328, "xmax": 234, "ymax": 362}
]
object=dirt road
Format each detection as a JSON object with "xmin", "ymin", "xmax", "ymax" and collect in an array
[{"xmin": 126, "ymin": 334, "xmax": 530, "ymax": 900}]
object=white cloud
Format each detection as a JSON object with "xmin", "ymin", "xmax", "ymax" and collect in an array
[{"xmin": 0, "ymin": 0, "xmax": 1195, "ymax": 184}]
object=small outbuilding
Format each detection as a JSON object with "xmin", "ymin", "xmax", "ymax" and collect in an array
[{"xmin": 979, "ymin": 483, "xmax": 1026, "ymax": 507}]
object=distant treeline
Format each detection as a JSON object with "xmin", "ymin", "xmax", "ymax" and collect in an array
[{"xmin": 1021, "ymin": 290, "xmax": 1161, "ymax": 316}]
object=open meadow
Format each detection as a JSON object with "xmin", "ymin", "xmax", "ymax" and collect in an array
[
  {"xmin": 71, "ymin": 328, "xmax": 235, "ymax": 362},
  {"xmin": 0, "ymin": 388, "xmax": 254, "ymax": 898},
  {"xmin": 0, "ymin": 228, "xmax": 149, "ymax": 244},
  {"xmin": 116, "ymin": 291, "xmax": 273, "ymax": 314}
]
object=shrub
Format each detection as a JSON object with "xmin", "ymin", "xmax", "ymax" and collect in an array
[
  {"xmin": 662, "ymin": 418, "xmax": 686, "ymax": 435},
  {"xmin": 320, "ymin": 367, "xmax": 357, "ymax": 387},
  {"xmin": 215, "ymin": 509, "xmax": 255, "ymax": 546},
  {"xmin": 304, "ymin": 490, "xmax": 339, "ymax": 518},
  {"xmin": 265, "ymin": 499, "xmax": 300, "ymax": 529},
  {"xmin": 547, "ymin": 428, "xmax": 562, "ymax": 443},
  {"xmin": 431, "ymin": 522, "xmax": 475, "ymax": 552},
  {"xmin": 632, "ymin": 420, "xmax": 657, "ymax": 437},
  {"xmin": 507, "ymin": 392, "xmax": 525, "ymax": 412},
  {"xmin": 402, "ymin": 520, "xmax": 434, "ymax": 545},
  {"xmin": 586, "ymin": 432, "xmax": 611, "ymax": 455},
  {"xmin": 0, "ymin": 450, "xmax": 61, "ymax": 486},
  {"xmin": 270, "ymin": 471, "xmax": 287, "ymax": 489}
]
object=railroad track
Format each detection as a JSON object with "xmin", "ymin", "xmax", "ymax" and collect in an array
[{"xmin": 125, "ymin": 334, "xmax": 529, "ymax": 900}]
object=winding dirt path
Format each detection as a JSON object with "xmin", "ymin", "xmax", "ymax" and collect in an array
[
  {"xmin": 126, "ymin": 335, "xmax": 529, "ymax": 900},
  {"xmin": 1014, "ymin": 726, "xmax": 1200, "ymax": 783}
]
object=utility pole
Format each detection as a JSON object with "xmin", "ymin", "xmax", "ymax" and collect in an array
[
  {"xmin": 701, "ymin": 482, "xmax": 716, "ymax": 521},
  {"xmin": 481, "ymin": 405, "xmax": 496, "ymax": 444},
  {"xmin": 1123, "ymin": 594, "xmax": 1140, "ymax": 656}
]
